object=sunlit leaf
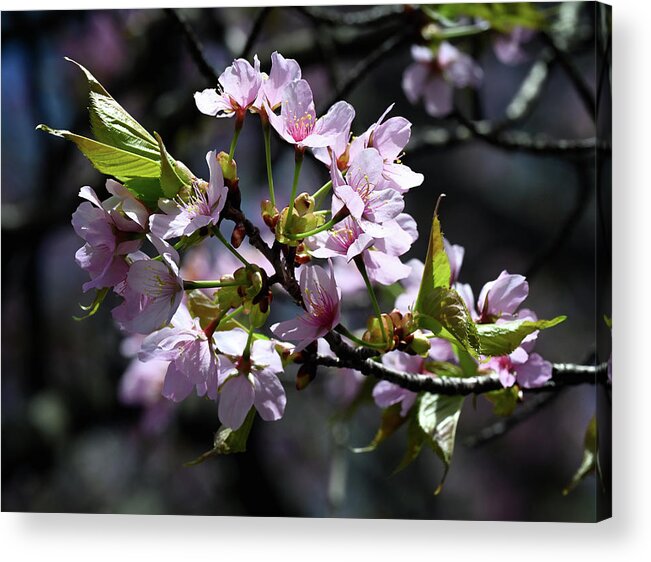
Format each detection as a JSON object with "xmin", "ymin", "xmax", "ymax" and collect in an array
[
  {"xmin": 36, "ymin": 125, "xmax": 160, "ymax": 180},
  {"xmin": 417, "ymin": 393, "xmax": 464, "ymax": 494},
  {"xmin": 352, "ymin": 403, "xmax": 406, "ymax": 453},
  {"xmin": 563, "ymin": 415, "xmax": 598, "ymax": 495},
  {"xmin": 477, "ymin": 315, "xmax": 566, "ymax": 356},
  {"xmin": 184, "ymin": 409, "xmax": 256, "ymax": 466}
]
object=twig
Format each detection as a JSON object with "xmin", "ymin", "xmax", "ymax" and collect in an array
[
  {"xmin": 463, "ymin": 391, "xmax": 561, "ymax": 448},
  {"xmin": 295, "ymin": 5, "xmax": 407, "ymax": 28},
  {"xmin": 239, "ymin": 7, "xmax": 273, "ymax": 60},
  {"xmin": 541, "ymin": 31, "xmax": 596, "ymax": 122},
  {"xmin": 305, "ymin": 332, "xmax": 609, "ymax": 397},
  {"xmin": 319, "ymin": 28, "xmax": 413, "ymax": 112},
  {"xmin": 525, "ymin": 161, "xmax": 592, "ymax": 278},
  {"xmin": 165, "ymin": 8, "xmax": 219, "ymax": 85}
]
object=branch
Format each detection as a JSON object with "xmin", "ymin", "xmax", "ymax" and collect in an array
[
  {"xmin": 294, "ymin": 5, "xmax": 408, "ymax": 28},
  {"xmin": 239, "ymin": 7, "xmax": 273, "ymax": 60},
  {"xmin": 221, "ymin": 203, "xmax": 303, "ymax": 307},
  {"xmin": 304, "ymin": 334, "xmax": 608, "ymax": 397},
  {"xmin": 165, "ymin": 8, "xmax": 219, "ymax": 85},
  {"xmin": 319, "ymin": 28, "xmax": 414, "ymax": 112},
  {"xmin": 463, "ymin": 391, "xmax": 561, "ymax": 447}
]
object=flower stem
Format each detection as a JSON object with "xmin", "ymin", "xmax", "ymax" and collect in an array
[
  {"xmin": 229, "ymin": 113, "xmax": 245, "ymax": 161},
  {"xmin": 242, "ymin": 322, "xmax": 255, "ymax": 361},
  {"xmin": 262, "ymin": 119, "xmax": 276, "ymax": 206},
  {"xmin": 284, "ymin": 207, "xmax": 349, "ymax": 240},
  {"xmin": 354, "ymin": 255, "xmax": 387, "ymax": 344},
  {"xmin": 183, "ymin": 280, "xmax": 242, "ymax": 290},
  {"xmin": 220, "ymin": 305, "xmax": 244, "ymax": 326},
  {"xmin": 334, "ymin": 324, "xmax": 386, "ymax": 350},
  {"xmin": 284, "ymin": 148, "xmax": 304, "ymax": 233},
  {"xmin": 313, "ymin": 179, "xmax": 332, "ymax": 208},
  {"xmin": 213, "ymin": 227, "xmax": 252, "ymax": 267}
]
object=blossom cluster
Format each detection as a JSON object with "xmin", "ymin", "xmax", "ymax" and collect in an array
[{"xmin": 71, "ymin": 48, "xmax": 553, "ymax": 439}]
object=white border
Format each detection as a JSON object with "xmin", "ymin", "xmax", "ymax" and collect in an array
[{"xmin": 2, "ymin": 0, "xmax": 651, "ymax": 560}]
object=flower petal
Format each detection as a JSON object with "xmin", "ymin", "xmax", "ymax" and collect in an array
[
  {"xmin": 253, "ymin": 368, "xmax": 286, "ymax": 421},
  {"xmin": 218, "ymin": 374, "xmax": 255, "ymax": 429}
]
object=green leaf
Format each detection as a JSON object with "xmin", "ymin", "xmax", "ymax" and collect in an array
[
  {"xmin": 73, "ymin": 287, "xmax": 109, "ymax": 321},
  {"xmin": 247, "ymin": 302, "xmax": 270, "ymax": 330},
  {"xmin": 65, "ymin": 58, "xmax": 160, "ymax": 160},
  {"xmin": 186, "ymin": 289, "xmax": 221, "ymax": 329},
  {"xmin": 423, "ymin": 360, "xmax": 465, "ymax": 378},
  {"xmin": 485, "ymin": 386, "xmax": 520, "ymax": 416},
  {"xmin": 477, "ymin": 315, "xmax": 566, "ymax": 357},
  {"xmin": 184, "ymin": 409, "xmax": 256, "ymax": 466},
  {"xmin": 563, "ymin": 415, "xmax": 598, "ymax": 495},
  {"xmin": 36, "ymin": 125, "xmax": 160, "ymax": 180},
  {"xmin": 123, "ymin": 177, "xmax": 164, "ymax": 209},
  {"xmin": 154, "ymin": 132, "xmax": 187, "ymax": 198},
  {"xmin": 417, "ymin": 286, "xmax": 481, "ymax": 356},
  {"xmin": 415, "ymin": 209, "xmax": 451, "ymax": 312},
  {"xmin": 393, "ymin": 408, "xmax": 426, "ymax": 474},
  {"xmin": 414, "ymin": 208, "xmax": 480, "ymax": 356},
  {"xmin": 352, "ymin": 404, "xmax": 407, "ymax": 453},
  {"xmin": 417, "ymin": 393, "xmax": 465, "ymax": 494}
]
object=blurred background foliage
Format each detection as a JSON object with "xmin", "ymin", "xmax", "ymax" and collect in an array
[{"xmin": 2, "ymin": 3, "xmax": 610, "ymax": 519}]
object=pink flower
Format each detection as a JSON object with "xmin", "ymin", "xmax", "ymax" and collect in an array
[
  {"xmin": 139, "ymin": 304, "xmax": 221, "ymax": 402},
  {"xmin": 194, "ymin": 56, "xmax": 263, "ymax": 118},
  {"xmin": 331, "ymin": 148, "xmax": 404, "ymax": 238},
  {"xmin": 112, "ymin": 236, "xmax": 184, "ymax": 334},
  {"xmin": 486, "ymin": 350, "xmax": 552, "ymax": 389},
  {"xmin": 254, "ymin": 51, "xmax": 302, "ymax": 111},
  {"xmin": 493, "ymin": 27, "xmax": 536, "ymax": 65},
  {"xmin": 118, "ymin": 334, "xmax": 174, "ymax": 434},
  {"xmin": 149, "ymin": 151, "xmax": 227, "ymax": 240},
  {"xmin": 402, "ymin": 43, "xmax": 483, "ymax": 117},
  {"xmin": 266, "ymin": 78, "xmax": 355, "ymax": 149},
  {"xmin": 72, "ymin": 180, "xmax": 149, "ymax": 292},
  {"xmin": 476, "ymin": 270, "xmax": 529, "ymax": 323},
  {"xmin": 213, "ymin": 328, "xmax": 286, "ymax": 430},
  {"xmin": 310, "ymin": 213, "xmax": 417, "ymax": 285},
  {"xmin": 348, "ymin": 105, "xmax": 424, "ymax": 194},
  {"xmin": 373, "ymin": 344, "xmax": 455, "ymax": 416},
  {"xmin": 271, "ymin": 263, "xmax": 341, "ymax": 351}
]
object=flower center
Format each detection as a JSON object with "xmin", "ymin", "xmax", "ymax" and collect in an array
[
  {"xmin": 177, "ymin": 182, "xmax": 212, "ymax": 218},
  {"xmin": 287, "ymin": 110, "xmax": 315, "ymax": 142}
]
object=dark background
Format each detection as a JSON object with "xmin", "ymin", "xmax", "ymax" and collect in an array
[{"xmin": 1, "ymin": 3, "xmax": 611, "ymax": 519}]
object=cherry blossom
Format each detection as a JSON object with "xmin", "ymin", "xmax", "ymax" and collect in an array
[
  {"xmin": 402, "ymin": 42, "xmax": 483, "ymax": 117},
  {"xmin": 149, "ymin": 151, "xmax": 228, "ymax": 240},
  {"xmin": 72, "ymin": 179, "xmax": 148, "ymax": 292},
  {"xmin": 266, "ymin": 78, "xmax": 355, "ymax": 150},
  {"xmin": 112, "ymin": 236, "xmax": 184, "ymax": 334},
  {"xmin": 271, "ymin": 263, "xmax": 341, "ymax": 351},
  {"xmin": 194, "ymin": 56, "xmax": 262, "ymax": 118},
  {"xmin": 213, "ymin": 328, "xmax": 286, "ymax": 430}
]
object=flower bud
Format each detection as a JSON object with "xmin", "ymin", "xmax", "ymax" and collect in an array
[
  {"xmin": 231, "ymin": 222, "xmax": 246, "ymax": 248},
  {"xmin": 294, "ymin": 192, "xmax": 315, "ymax": 216},
  {"xmin": 217, "ymin": 151, "xmax": 238, "ymax": 182},
  {"xmin": 363, "ymin": 314, "xmax": 395, "ymax": 349},
  {"xmin": 408, "ymin": 330, "xmax": 431, "ymax": 356},
  {"xmin": 261, "ymin": 199, "xmax": 279, "ymax": 231},
  {"xmin": 296, "ymin": 363, "xmax": 317, "ymax": 391}
]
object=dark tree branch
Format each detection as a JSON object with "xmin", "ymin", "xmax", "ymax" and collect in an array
[
  {"xmin": 463, "ymin": 391, "xmax": 561, "ymax": 448},
  {"xmin": 221, "ymin": 204, "xmax": 303, "ymax": 307},
  {"xmin": 541, "ymin": 31, "xmax": 596, "ymax": 122},
  {"xmin": 303, "ymin": 332, "xmax": 609, "ymax": 397},
  {"xmin": 239, "ymin": 7, "xmax": 273, "ymax": 60},
  {"xmin": 319, "ymin": 28, "xmax": 414, "ymax": 112},
  {"xmin": 165, "ymin": 8, "xmax": 220, "ymax": 85},
  {"xmin": 294, "ymin": 5, "xmax": 408, "ymax": 28},
  {"xmin": 525, "ymin": 161, "xmax": 592, "ymax": 278}
]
